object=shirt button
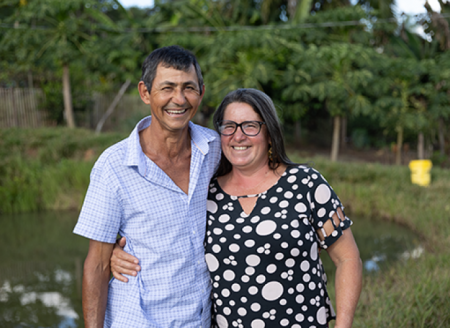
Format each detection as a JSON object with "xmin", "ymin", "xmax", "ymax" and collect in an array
[{"xmin": 192, "ymin": 230, "xmax": 196, "ymax": 234}]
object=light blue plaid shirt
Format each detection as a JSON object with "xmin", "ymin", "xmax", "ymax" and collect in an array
[{"xmin": 74, "ymin": 116, "xmax": 221, "ymax": 328}]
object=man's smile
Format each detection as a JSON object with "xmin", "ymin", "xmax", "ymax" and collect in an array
[{"xmin": 165, "ymin": 108, "xmax": 188, "ymax": 115}]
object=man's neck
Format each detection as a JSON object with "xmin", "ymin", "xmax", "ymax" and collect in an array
[
  {"xmin": 139, "ymin": 120, "xmax": 192, "ymax": 194},
  {"xmin": 139, "ymin": 122, "xmax": 191, "ymax": 160}
]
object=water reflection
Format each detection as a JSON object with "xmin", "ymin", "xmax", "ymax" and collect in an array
[
  {"xmin": 322, "ymin": 216, "xmax": 423, "ymax": 274},
  {"xmin": 0, "ymin": 211, "xmax": 86, "ymax": 328},
  {"xmin": 1, "ymin": 278, "xmax": 78, "ymax": 327},
  {"xmin": 0, "ymin": 211, "xmax": 421, "ymax": 327}
]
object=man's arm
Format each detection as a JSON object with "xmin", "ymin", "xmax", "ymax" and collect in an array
[{"xmin": 82, "ymin": 240, "xmax": 114, "ymax": 328}]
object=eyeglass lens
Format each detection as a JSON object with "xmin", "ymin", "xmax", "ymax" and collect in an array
[{"xmin": 219, "ymin": 121, "xmax": 264, "ymax": 136}]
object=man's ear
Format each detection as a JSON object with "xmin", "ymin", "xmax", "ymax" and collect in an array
[
  {"xmin": 138, "ymin": 81, "xmax": 151, "ymax": 104},
  {"xmin": 199, "ymin": 84, "xmax": 206, "ymax": 102}
]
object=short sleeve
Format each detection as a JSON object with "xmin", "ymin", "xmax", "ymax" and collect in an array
[
  {"xmin": 307, "ymin": 168, "xmax": 352, "ymax": 249},
  {"xmin": 73, "ymin": 164, "xmax": 122, "ymax": 244}
]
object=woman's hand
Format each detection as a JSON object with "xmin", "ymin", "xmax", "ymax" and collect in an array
[{"xmin": 110, "ymin": 237, "xmax": 141, "ymax": 282}]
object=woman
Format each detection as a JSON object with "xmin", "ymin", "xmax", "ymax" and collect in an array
[{"xmin": 112, "ymin": 88, "xmax": 362, "ymax": 327}]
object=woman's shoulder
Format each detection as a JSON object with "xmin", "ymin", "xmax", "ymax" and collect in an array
[
  {"xmin": 281, "ymin": 164, "xmax": 331, "ymax": 187},
  {"xmin": 284, "ymin": 163, "xmax": 320, "ymax": 177}
]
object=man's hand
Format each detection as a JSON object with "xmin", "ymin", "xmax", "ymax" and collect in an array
[{"xmin": 110, "ymin": 237, "xmax": 141, "ymax": 282}]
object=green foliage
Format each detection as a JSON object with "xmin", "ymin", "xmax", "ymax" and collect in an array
[
  {"xmin": 0, "ymin": 0, "xmax": 449, "ymax": 153},
  {"xmin": 0, "ymin": 128, "xmax": 126, "ymax": 214}
]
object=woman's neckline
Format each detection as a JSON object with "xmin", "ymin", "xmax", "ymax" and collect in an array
[{"xmin": 215, "ymin": 165, "xmax": 289, "ymax": 198}]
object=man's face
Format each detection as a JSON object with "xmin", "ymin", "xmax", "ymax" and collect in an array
[{"xmin": 139, "ymin": 64, "xmax": 204, "ymax": 133}]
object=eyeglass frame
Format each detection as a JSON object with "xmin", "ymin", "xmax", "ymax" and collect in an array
[{"xmin": 216, "ymin": 120, "xmax": 266, "ymax": 136}]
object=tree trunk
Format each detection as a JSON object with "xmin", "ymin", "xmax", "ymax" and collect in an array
[
  {"xmin": 28, "ymin": 70, "xmax": 34, "ymax": 89},
  {"xmin": 331, "ymin": 116, "xmax": 340, "ymax": 162},
  {"xmin": 395, "ymin": 126, "xmax": 403, "ymax": 165},
  {"xmin": 294, "ymin": 120, "xmax": 301, "ymax": 146},
  {"xmin": 293, "ymin": 0, "xmax": 313, "ymax": 22},
  {"xmin": 62, "ymin": 64, "xmax": 75, "ymax": 128},
  {"xmin": 438, "ymin": 117, "xmax": 445, "ymax": 155},
  {"xmin": 287, "ymin": 0, "xmax": 298, "ymax": 19},
  {"xmin": 417, "ymin": 132, "xmax": 425, "ymax": 160},
  {"xmin": 95, "ymin": 79, "xmax": 131, "ymax": 134},
  {"xmin": 340, "ymin": 116, "xmax": 347, "ymax": 149}
]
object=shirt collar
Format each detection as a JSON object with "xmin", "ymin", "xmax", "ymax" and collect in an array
[
  {"xmin": 123, "ymin": 116, "xmax": 150, "ymax": 176},
  {"xmin": 189, "ymin": 121, "xmax": 215, "ymax": 156}
]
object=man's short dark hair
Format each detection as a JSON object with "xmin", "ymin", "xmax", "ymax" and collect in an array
[{"xmin": 141, "ymin": 45, "xmax": 204, "ymax": 95}]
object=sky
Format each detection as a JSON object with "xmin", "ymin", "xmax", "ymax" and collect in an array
[{"xmin": 119, "ymin": 0, "xmax": 442, "ymax": 15}]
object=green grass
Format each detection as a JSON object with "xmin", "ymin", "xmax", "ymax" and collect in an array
[
  {"xmin": 1, "ymin": 128, "xmax": 449, "ymax": 327},
  {"xmin": 0, "ymin": 128, "xmax": 126, "ymax": 214}
]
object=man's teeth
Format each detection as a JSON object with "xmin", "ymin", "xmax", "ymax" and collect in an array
[
  {"xmin": 233, "ymin": 146, "xmax": 248, "ymax": 150},
  {"xmin": 167, "ymin": 109, "xmax": 186, "ymax": 114}
]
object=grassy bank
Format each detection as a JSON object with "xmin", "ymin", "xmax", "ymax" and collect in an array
[
  {"xmin": 1, "ymin": 128, "xmax": 449, "ymax": 327},
  {"xmin": 0, "ymin": 128, "xmax": 126, "ymax": 213}
]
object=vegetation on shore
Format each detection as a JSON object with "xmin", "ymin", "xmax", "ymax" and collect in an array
[
  {"xmin": 1, "ymin": 127, "xmax": 449, "ymax": 327},
  {"xmin": 0, "ymin": 128, "xmax": 126, "ymax": 213}
]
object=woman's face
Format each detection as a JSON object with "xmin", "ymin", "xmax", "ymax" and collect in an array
[{"xmin": 220, "ymin": 102, "xmax": 270, "ymax": 172}]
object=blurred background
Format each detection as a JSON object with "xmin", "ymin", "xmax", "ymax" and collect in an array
[
  {"xmin": 1, "ymin": 0, "xmax": 449, "ymax": 165},
  {"xmin": 1, "ymin": 1, "xmax": 449, "ymax": 327}
]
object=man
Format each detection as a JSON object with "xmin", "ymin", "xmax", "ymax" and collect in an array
[{"xmin": 73, "ymin": 46, "xmax": 221, "ymax": 328}]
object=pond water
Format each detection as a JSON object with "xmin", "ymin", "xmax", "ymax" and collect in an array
[{"xmin": 0, "ymin": 211, "xmax": 423, "ymax": 327}]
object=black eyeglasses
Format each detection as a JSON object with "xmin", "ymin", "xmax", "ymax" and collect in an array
[{"xmin": 217, "ymin": 120, "xmax": 266, "ymax": 136}]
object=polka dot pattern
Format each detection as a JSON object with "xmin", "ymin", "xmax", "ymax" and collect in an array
[{"xmin": 206, "ymin": 165, "xmax": 352, "ymax": 327}]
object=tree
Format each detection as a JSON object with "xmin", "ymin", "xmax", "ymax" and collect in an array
[
  {"xmin": 370, "ymin": 56, "xmax": 428, "ymax": 165},
  {"xmin": 420, "ymin": 1, "xmax": 450, "ymax": 157},
  {"xmin": 0, "ymin": 0, "xmax": 121, "ymax": 128}
]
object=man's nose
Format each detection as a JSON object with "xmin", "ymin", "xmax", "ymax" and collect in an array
[{"xmin": 172, "ymin": 88, "xmax": 187, "ymax": 105}]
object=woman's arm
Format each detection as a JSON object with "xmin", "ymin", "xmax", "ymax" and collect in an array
[
  {"xmin": 326, "ymin": 227, "xmax": 362, "ymax": 328},
  {"xmin": 110, "ymin": 237, "xmax": 141, "ymax": 282}
]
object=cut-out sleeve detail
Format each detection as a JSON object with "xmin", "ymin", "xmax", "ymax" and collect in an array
[{"xmin": 306, "ymin": 168, "xmax": 352, "ymax": 250}]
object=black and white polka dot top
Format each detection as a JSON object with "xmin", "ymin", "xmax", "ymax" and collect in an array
[{"xmin": 205, "ymin": 165, "xmax": 352, "ymax": 328}]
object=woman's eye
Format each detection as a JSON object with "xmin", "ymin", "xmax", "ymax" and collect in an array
[{"xmin": 244, "ymin": 123, "xmax": 257, "ymax": 129}]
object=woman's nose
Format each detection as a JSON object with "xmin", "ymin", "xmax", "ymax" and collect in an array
[{"xmin": 233, "ymin": 126, "xmax": 247, "ymax": 140}]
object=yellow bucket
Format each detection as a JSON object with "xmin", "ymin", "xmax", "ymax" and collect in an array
[{"xmin": 408, "ymin": 160, "xmax": 432, "ymax": 187}]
